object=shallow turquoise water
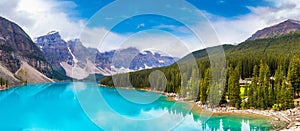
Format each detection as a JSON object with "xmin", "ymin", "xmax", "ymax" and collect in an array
[{"xmin": 0, "ymin": 82, "xmax": 273, "ymax": 130}]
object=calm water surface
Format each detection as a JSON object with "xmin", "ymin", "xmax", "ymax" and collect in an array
[{"xmin": 0, "ymin": 82, "xmax": 273, "ymax": 130}]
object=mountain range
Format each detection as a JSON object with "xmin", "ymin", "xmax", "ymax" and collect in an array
[
  {"xmin": 101, "ymin": 19, "xmax": 300, "ymax": 87},
  {"xmin": 1, "ymin": 15, "xmax": 300, "ymax": 86},
  {"xmin": 247, "ymin": 19, "xmax": 300, "ymax": 41},
  {"xmin": 34, "ymin": 31, "xmax": 178, "ymax": 80}
]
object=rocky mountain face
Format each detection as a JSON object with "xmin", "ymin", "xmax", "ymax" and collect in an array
[
  {"xmin": 36, "ymin": 33, "xmax": 107, "ymax": 79},
  {"xmin": 0, "ymin": 16, "xmax": 53, "ymax": 85},
  {"xmin": 101, "ymin": 19, "xmax": 300, "ymax": 88},
  {"xmin": 35, "ymin": 31, "xmax": 74, "ymax": 69},
  {"xmin": 247, "ymin": 19, "xmax": 300, "ymax": 41},
  {"xmin": 108, "ymin": 47, "xmax": 177, "ymax": 70},
  {"xmin": 35, "ymin": 32, "xmax": 178, "ymax": 79}
]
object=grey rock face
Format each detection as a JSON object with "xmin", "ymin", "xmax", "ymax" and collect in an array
[
  {"xmin": 35, "ymin": 31, "xmax": 74, "ymax": 69},
  {"xmin": 0, "ymin": 16, "xmax": 52, "ymax": 81},
  {"xmin": 248, "ymin": 19, "xmax": 300, "ymax": 41},
  {"xmin": 36, "ymin": 31, "xmax": 178, "ymax": 78}
]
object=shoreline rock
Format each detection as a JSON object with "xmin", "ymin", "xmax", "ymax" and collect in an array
[{"xmin": 98, "ymin": 85, "xmax": 298, "ymax": 130}]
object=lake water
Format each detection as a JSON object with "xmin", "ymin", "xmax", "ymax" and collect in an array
[{"xmin": 0, "ymin": 82, "xmax": 273, "ymax": 130}]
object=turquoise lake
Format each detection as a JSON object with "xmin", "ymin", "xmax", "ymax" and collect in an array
[{"xmin": 0, "ymin": 82, "xmax": 273, "ymax": 130}]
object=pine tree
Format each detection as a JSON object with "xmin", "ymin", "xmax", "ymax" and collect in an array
[
  {"xmin": 283, "ymin": 82, "xmax": 295, "ymax": 109},
  {"xmin": 200, "ymin": 68, "xmax": 211, "ymax": 104},
  {"xmin": 280, "ymin": 81, "xmax": 288, "ymax": 110},
  {"xmin": 244, "ymin": 83, "xmax": 250, "ymax": 108},
  {"xmin": 190, "ymin": 69, "xmax": 199, "ymax": 100},
  {"xmin": 227, "ymin": 65, "xmax": 234, "ymax": 103},
  {"xmin": 249, "ymin": 65, "xmax": 259, "ymax": 108},
  {"xmin": 287, "ymin": 56, "xmax": 300, "ymax": 98},
  {"xmin": 180, "ymin": 73, "xmax": 188, "ymax": 98},
  {"xmin": 258, "ymin": 61, "xmax": 270, "ymax": 109},
  {"xmin": 228, "ymin": 65, "xmax": 241, "ymax": 108},
  {"xmin": 268, "ymin": 84, "xmax": 275, "ymax": 107},
  {"xmin": 274, "ymin": 65, "xmax": 284, "ymax": 104},
  {"xmin": 248, "ymin": 82, "xmax": 254, "ymax": 108}
]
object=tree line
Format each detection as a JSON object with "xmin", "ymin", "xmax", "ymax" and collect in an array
[{"xmin": 101, "ymin": 31, "xmax": 300, "ymax": 110}]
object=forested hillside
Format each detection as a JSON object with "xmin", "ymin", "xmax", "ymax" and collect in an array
[{"xmin": 101, "ymin": 31, "xmax": 300, "ymax": 110}]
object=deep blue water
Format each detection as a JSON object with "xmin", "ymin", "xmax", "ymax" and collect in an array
[{"xmin": 0, "ymin": 82, "xmax": 273, "ymax": 130}]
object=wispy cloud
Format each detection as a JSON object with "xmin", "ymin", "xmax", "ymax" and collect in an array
[
  {"xmin": 0, "ymin": 0, "xmax": 86, "ymax": 40},
  {"xmin": 153, "ymin": 24, "xmax": 191, "ymax": 34},
  {"xmin": 80, "ymin": 27, "xmax": 202, "ymax": 57},
  {"xmin": 80, "ymin": 27, "xmax": 127, "ymax": 52},
  {"xmin": 2, "ymin": 0, "xmax": 300, "ymax": 56},
  {"xmin": 136, "ymin": 23, "xmax": 145, "ymax": 29},
  {"xmin": 209, "ymin": 0, "xmax": 300, "ymax": 44}
]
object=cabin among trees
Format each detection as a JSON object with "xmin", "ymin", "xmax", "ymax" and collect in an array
[
  {"xmin": 102, "ymin": 55, "xmax": 300, "ymax": 110},
  {"xmin": 239, "ymin": 78, "xmax": 251, "ymax": 87},
  {"xmin": 98, "ymin": 31, "xmax": 300, "ymax": 110},
  {"xmin": 236, "ymin": 57, "xmax": 299, "ymax": 110}
]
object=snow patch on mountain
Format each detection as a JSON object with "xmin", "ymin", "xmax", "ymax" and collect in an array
[
  {"xmin": 67, "ymin": 46, "xmax": 78, "ymax": 63},
  {"xmin": 35, "ymin": 31, "xmax": 179, "ymax": 79}
]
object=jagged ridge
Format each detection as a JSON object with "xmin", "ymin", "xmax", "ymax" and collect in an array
[
  {"xmin": 35, "ymin": 32, "xmax": 178, "ymax": 80},
  {"xmin": 247, "ymin": 19, "xmax": 300, "ymax": 41},
  {"xmin": 0, "ymin": 16, "xmax": 53, "ymax": 86}
]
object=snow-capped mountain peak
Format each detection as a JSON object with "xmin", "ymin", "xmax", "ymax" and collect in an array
[{"xmin": 35, "ymin": 31, "xmax": 178, "ymax": 79}]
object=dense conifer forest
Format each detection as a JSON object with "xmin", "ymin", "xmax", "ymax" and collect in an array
[{"xmin": 101, "ymin": 31, "xmax": 300, "ymax": 110}]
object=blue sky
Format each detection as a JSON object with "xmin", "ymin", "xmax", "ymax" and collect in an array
[
  {"xmin": 1, "ymin": 0, "xmax": 300, "ymax": 57},
  {"xmin": 186, "ymin": 0, "xmax": 270, "ymax": 17},
  {"xmin": 70, "ymin": 0, "xmax": 270, "ymax": 19},
  {"xmin": 68, "ymin": 0, "xmax": 272, "ymax": 34}
]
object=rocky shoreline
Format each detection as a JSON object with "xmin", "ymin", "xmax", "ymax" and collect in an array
[
  {"xmin": 198, "ymin": 106, "xmax": 299, "ymax": 130},
  {"xmin": 202, "ymin": 104, "xmax": 300, "ymax": 130},
  {"xmin": 100, "ymin": 85, "xmax": 300, "ymax": 130},
  {"xmin": 163, "ymin": 92, "xmax": 300, "ymax": 131}
]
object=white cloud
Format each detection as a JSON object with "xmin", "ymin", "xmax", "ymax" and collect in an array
[
  {"xmin": 79, "ymin": 27, "xmax": 127, "ymax": 52},
  {"xmin": 211, "ymin": 15, "xmax": 267, "ymax": 44},
  {"xmin": 153, "ymin": 24, "xmax": 191, "ymax": 34},
  {"xmin": 2, "ymin": 0, "xmax": 300, "ymax": 56},
  {"xmin": 0, "ymin": 0, "xmax": 203, "ymax": 57},
  {"xmin": 108, "ymin": 30, "xmax": 201, "ymax": 58},
  {"xmin": 80, "ymin": 28, "xmax": 202, "ymax": 57},
  {"xmin": 209, "ymin": 0, "xmax": 300, "ymax": 44},
  {"xmin": 0, "ymin": 0, "xmax": 85, "ymax": 40},
  {"xmin": 136, "ymin": 23, "xmax": 145, "ymax": 29}
]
